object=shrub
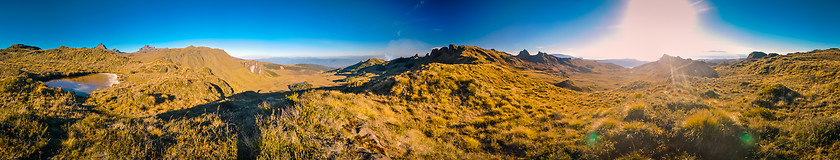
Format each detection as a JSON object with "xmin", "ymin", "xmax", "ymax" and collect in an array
[
  {"xmin": 624, "ymin": 104, "xmax": 647, "ymax": 121},
  {"xmin": 288, "ymin": 81, "xmax": 313, "ymax": 92},
  {"xmin": 700, "ymin": 89, "xmax": 719, "ymax": 98},
  {"xmin": 679, "ymin": 109, "xmax": 748, "ymax": 159},
  {"xmin": 754, "ymin": 84, "xmax": 799, "ymax": 108}
]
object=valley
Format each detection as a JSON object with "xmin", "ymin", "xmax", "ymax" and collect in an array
[{"xmin": 1, "ymin": 44, "xmax": 839, "ymax": 159}]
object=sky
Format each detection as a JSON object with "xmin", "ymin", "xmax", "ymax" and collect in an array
[{"xmin": 1, "ymin": 0, "xmax": 839, "ymax": 60}]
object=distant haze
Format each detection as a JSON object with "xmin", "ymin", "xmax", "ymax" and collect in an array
[
  {"xmin": 1, "ymin": 0, "xmax": 838, "ymax": 60},
  {"xmin": 253, "ymin": 55, "xmax": 383, "ymax": 68}
]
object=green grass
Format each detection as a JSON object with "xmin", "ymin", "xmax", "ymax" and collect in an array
[{"xmin": 2, "ymin": 44, "xmax": 840, "ymax": 159}]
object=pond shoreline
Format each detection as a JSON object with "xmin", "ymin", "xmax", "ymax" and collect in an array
[{"xmin": 43, "ymin": 73, "xmax": 119, "ymax": 96}]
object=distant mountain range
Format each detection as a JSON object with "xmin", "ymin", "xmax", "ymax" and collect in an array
[
  {"xmin": 5, "ymin": 43, "xmax": 840, "ymax": 159},
  {"xmin": 252, "ymin": 55, "xmax": 384, "ymax": 68},
  {"xmin": 253, "ymin": 52, "xmax": 652, "ymax": 68},
  {"xmin": 590, "ymin": 59, "xmax": 650, "ymax": 68},
  {"xmin": 548, "ymin": 53, "xmax": 650, "ymax": 68}
]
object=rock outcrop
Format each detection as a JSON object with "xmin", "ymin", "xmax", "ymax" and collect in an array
[
  {"xmin": 517, "ymin": 49, "xmax": 531, "ymax": 58},
  {"xmin": 241, "ymin": 61, "xmax": 264, "ymax": 74},
  {"xmin": 93, "ymin": 43, "xmax": 121, "ymax": 53},
  {"xmin": 136, "ymin": 45, "xmax": 167, "ymax": 53}
]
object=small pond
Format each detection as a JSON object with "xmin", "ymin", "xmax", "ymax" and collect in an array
[{"xmin": 44, "ymin": 73, "xmax": 120, "ymax": 96}]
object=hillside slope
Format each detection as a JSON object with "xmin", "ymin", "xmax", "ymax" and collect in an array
[
  {"xmin": 124, "ymin": 46, "xmax": 341, "ymax": 92},
  {"xmin": 2, "ymin": 44, "xmax": 840, "ymax": 159},
  {"xmin": 124, "ymin": 46, "xmax": 276, "ymax": 91}
]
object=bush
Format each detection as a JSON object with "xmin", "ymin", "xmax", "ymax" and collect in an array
[
  {"xmin": 624, "ymin": 104, "xmax": 647, "ymax": 121},
  {"xmin": 700, "ymin": 89, "xmax": 719, "ymax": 98},
  {"xmin": 288, "ymin": 81, "xmax": 313, "ymax": 92},
  {"xmin": 754, "ymin": 84, "xmax": 799, "ymax": 108},
  {"xmin": 679, "ymin": 109, "xmax": 748, "ymax": 159}
]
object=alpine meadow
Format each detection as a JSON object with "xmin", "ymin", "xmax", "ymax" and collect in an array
[{"xmin": 2, "ymin": 0, "xmax": 840, "ymax": 159}]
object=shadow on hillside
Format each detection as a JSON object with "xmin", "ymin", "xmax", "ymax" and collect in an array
[
  {"xmin": 28, "ymin": 95, "xmax": 100, "ymax": 160},
  {"xmin": 154, "ymin": 85, "xmax": 346, "ymax": 159}
]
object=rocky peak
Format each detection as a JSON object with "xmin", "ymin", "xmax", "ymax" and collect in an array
[
  {"xmin": 535, "ymin": 51, "xmax": 550, "ymax": 57},
  {"xmin": 94, "ymin": 43, "xmax": 108, "ymax": 50},
  {"xmin": 93, "ymin": 43, "xmax": 121, "ymax": 53},
  {"xmin": 427, "ymin": 44, "xmax": 516, "ymax": 65},
  {"xmin": 517, "ymin": 49, "xmax": 530, "ymax": 57},
  {"xmin": 136, "ymin": 45, "xmax": 167, "ymax": 53}
]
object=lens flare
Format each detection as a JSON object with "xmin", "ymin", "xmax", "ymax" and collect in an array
[
  {"xmin": 577, "ymin": 0, "xmax": 750, "ymax": 60},
  {"xmin": 586, "ymin": 132, "xmax": 600, "ymax": 146},
  {"xmin": 740, "ymin": 132, "xmax": 755, "ymax": 147}
]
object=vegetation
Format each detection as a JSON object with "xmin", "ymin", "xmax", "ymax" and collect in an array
[
  {"xmin": 2, "ymin": 44, "xmax": 840, "ymax": 159},
  {"xmin": 288, "ymin": 81, "xmax": 313, "ymax": 92}
]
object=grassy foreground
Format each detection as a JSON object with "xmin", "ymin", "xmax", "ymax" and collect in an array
[{"xmin": 2, "ymin": 44, "xmax": 840, "ymax": 159}]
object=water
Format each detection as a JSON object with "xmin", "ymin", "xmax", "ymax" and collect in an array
[{"xmin": 44, "ymin": 73, "xmax": 120, "ymax": 96}]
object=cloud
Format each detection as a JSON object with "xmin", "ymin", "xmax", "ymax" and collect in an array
[
  {"xmin": 568, "ymin": 0, "xmax": 749, "ymax": 61},
  {"xmin": 384, "ymin": 39, "xmax": 431, "ymax": 60}
]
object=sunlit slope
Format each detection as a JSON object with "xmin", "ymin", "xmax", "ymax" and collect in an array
[
  {"xmin": 0, "ymin": 45, "xmax": 133, "ymax": 79},
  {"xmin": 715, "ymin": 48, "xmax": 840, "ymax": 109},
  {"xmin": 338, "ymin": 44, "xmax": 625, "ymax": 91},
  {"xmin": 318, "ymin": 44, "xmax": 625, "ymax": 158},
  {"xmin": 0, "ymin": 45, "xmax": 236, "ymax": 116},
  {"xmin": 125, "ymin": 46, "xmax": 282, "ymax": 91},
  {"xmin": 4, "ymin": 43, "xmax": 839, "ymax": 159}
]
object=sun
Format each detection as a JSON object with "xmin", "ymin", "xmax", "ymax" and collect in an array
[{"xmin": 578, "ymin": 0, "xmax": 749, "ymax": 61}]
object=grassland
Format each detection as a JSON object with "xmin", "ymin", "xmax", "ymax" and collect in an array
[{"xmin": 1, "ymin": 44, "xmax": 839, "ymax": 159}]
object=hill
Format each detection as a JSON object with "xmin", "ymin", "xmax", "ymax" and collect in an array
[
  {"xmin": 2, "ymin": 44, "xmax": 840, "ymax": 159},
  {"xmin": 123, "ymin": 46, "xmax": 340, "ymax": 92},
  {"xmin": 123, "ymin": 46, "xmax": 272, "ymax": 91},
  {"xmin": 135, "ymin": 45, "xmax": 167, "ymax": 53},
  {"xmin": 633, "ymin": 54, "xmax": 719, "ymax": 78}
]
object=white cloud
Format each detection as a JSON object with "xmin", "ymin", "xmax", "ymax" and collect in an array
[
  {"xmin": 384, "ymin": 39, "xmax": 430, "ymax": 59},
  {"xmin": 573, "ymin": 0, "xmax": 750, "ymax": 61}
]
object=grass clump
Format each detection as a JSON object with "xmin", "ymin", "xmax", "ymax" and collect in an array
[
  {"xmin": 754, "ymin": 84, "xmax": 800, "ymax": 108},
  {"xmin": 288, "ymin": 81, "xmax": 313, "ymax": 92}
]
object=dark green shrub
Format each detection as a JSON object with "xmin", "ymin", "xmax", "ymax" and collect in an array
[
  {"xmin": 288, "ymin": 81, "xmax": 313, "ymax": 92},
  {"xmin": 754, "ymin": 84, "xmax": 800, "ymax": 108}
]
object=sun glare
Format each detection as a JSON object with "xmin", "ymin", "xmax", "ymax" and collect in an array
[{"xmin": 578, "ymin": 0, "xmax": 749, "ymax": 60}]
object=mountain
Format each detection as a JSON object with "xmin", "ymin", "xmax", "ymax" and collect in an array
[
  {"xmin": 123, "ymin": 46, "xmax": 339, "ymax": 92},
  {"xmin": 93, "ymin": 43, "xmax": 122, "ymax": 53},
  {"xmin": 591, "ymin": 58, "xmax": 650, "ymax": 68},
  {"xmin": 254, "ymin": 55, "xmax": 383, "ymax": 68},
  {"xmin": 135, "ymin": 45, "xmax": 167, "ymax": 53},
  {"xmin": 631, "ymin": 54, "xmax": 718, "ymax": 78},
  {"xmin": 3, "ymin": 43, "xmax": 840, "ymax": 159}
]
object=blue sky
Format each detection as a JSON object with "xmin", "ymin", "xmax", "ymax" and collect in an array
[{"xmin": 1, "ymin": 0, "xmax": 838, "ymax": 60}]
